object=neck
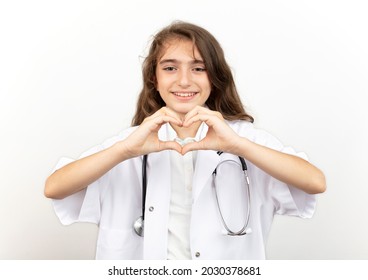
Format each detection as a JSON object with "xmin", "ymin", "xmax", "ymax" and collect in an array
[{"xmin": 171, "ymin": 122, "xmax": 202, "ymax": 139}]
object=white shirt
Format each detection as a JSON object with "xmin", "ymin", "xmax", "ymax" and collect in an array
[
  {"xmin": 166, "ymin": 124, "xmax": 203, "ymax": 259},
  {"xmin": 51, "ymin": 120, "xmax": 316, "ymax": 260}
]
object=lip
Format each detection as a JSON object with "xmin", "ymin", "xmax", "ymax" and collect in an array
[{"xmin": 171, "ymin": 91, "xmax": 198, "ymax": 100}]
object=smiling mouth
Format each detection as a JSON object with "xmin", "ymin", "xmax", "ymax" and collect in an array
[{"xmin": 172, "ymin": 91, "xmax": 197, "ymax": 97}]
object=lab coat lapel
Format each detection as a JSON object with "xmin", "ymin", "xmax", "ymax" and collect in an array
[
  {"xmin": 143, "ymin": 125, "xmax": 171, "ymax": 259},
  {"xmin": 192, "ymin": 142, "xmax": 220, "ymax": 203}
]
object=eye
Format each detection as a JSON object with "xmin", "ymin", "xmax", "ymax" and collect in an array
[
  {"xmin": 193, "ymin": 67, "xmax": 206, "ymax": 72},
  {"xmin": 163, "ymin": 66, "xmax": 177, "ymax": 71}
]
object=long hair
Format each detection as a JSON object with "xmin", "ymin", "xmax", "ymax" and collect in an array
[{"xmin": 131, "ymin": 21, "xmax": 254, "ymax": 126}]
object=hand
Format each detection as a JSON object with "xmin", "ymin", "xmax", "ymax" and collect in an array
[
  {"xmin": 181, "ymin": 106, "xmax": 242, "ymax": 155},
  {"xmin": 123, "ymin": 107, "xmax": 183, "ymax": 157}
]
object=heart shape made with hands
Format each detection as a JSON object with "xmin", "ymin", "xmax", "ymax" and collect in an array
[{"xmin": 141, "ymin": 106, "xmax": 230, "ymax": 154}]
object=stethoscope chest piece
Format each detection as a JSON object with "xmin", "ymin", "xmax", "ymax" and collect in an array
[{"xmin": 133, "ymin": 216, "xmax": 144, "ymax": 237}]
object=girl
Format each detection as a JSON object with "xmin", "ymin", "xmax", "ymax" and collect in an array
[{"xmin": 45, "ymin": 21, "xmax": 326, "ymax": 259}]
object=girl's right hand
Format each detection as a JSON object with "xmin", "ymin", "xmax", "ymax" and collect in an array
[
  {"xmin": 45, "ymin": 107, "xmax": 183, "ymax": 199},
  {"xmin": 121, "ymin": 107, "xmax": 183, "ymax": 158}
]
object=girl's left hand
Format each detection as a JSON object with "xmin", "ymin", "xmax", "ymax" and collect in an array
[{"xmin": 181, "ymin": 106, "xmax": 241, "ymax": 155}]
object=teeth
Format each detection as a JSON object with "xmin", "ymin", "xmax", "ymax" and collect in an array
[{"xmin": 173, "ymin": 92, "xmax": 196, "ymax": 97}]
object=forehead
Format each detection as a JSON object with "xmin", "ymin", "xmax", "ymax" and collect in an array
[{"xmin": 158, "ymin": 39, "xmax": 202, "ymax": 61}]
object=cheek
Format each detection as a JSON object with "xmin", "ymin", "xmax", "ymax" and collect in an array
[
  {"xmin": 204, "ymin": 83, "xmax": 212, "ymax": 96},
  {"xmin": 202, "ymin": 77, "xmax": 212, "ymax": 92},
  {"xmin": 155, "ymin": 73, "xmax": 166, "ymax": 92}
]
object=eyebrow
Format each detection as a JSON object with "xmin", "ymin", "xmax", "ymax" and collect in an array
[{"xmin": 158, "ymin": 58, "xmax": 205, "ymax": 65}]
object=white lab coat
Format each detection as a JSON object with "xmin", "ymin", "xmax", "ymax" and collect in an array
[{"xmin": 52, "ymin": 120, "xmax": 316, "ymax": 259}]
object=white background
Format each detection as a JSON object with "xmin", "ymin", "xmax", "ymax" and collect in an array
[{"xmin": 0, "ymin": 0, "xmax": 367, "ymax": 259}]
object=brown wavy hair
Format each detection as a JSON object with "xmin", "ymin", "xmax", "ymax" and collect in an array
[{"xmin": 131, "ymin": 21, "xmax": 254, "ymax": 126}]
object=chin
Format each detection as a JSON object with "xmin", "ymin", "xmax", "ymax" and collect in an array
[{"xmin": 170, "ymin": 104, "xmax": 195, "ymax": 115}]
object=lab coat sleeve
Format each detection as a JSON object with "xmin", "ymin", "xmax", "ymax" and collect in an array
[
  {"xmin": 51, "ymin": 145, "xmax": 109, "ymax": 226},
  {"xmin": 51, "ymin": 130, "xmax": 134, "ymax": 226},
  {"xmin": 270, "ymin": 146, "xmax": 316, "ymax": 218},
  {"xmin": 236, "ymin": 121, "xmax": 316, "ymax": 219}
]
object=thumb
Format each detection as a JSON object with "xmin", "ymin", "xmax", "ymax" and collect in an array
[
  {"xmin": 159, "ymin": 140, "xmax": 182, "ymax": 154},
  {"xmin": 181, "ymin": 141, "xmax": 203, "ymax": 155}
]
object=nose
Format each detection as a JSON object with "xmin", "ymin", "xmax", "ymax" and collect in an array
[{"xmin": 178, "ymin": 69, "xmax": 191, "ymax": 87}]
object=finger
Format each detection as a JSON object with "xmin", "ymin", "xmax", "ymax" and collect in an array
[
  {"xmin": 184, "ymin": 111, "xmax": 223, "ymax": 128},
  {"xmin": 143, "ymin": 115, "xmax": 182, "ymax": 131},
  {"xmin": 152, "ymin": 115, "xmax": 182, "ymax": 127},
  {"xmin": 183, "ymin": 113, "xmax": 216, "ymax": 128},
  {"xmin": 184, "ymin": 106, "xmax": 223, "ymax": 124},
  {"xmin": 146, "ymin": 107, "xmax": 183, "ymax": 124},
  {"xmin": 181, "ymin": 141, "xmax": 205, "ymax": 155},
  {"xmin": 159, "ymin": 140, "xmax": 183, "ymax": 154},
  {"xmin": 160, "ymin": 107, "xmax": 184, "ymax": 122},
  {"xmin": 183, "ymin": 105, "xmax": 205, "ymax": 122}
]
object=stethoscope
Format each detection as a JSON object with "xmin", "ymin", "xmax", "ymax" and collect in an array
[
  {"xmin": 133, "ymin": 152, "xmax": 252, "ymax": 237},
  {"xmin": 133, "ymin": 154, "xmax": 148, "ymax": 237}
]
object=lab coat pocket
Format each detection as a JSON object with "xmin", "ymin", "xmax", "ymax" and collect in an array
[{"xmin": 96, "ymin": 227, "xmax": 143, "ymax": 260}]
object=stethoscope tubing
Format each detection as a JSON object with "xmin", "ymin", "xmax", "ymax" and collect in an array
[
  {"xmin": 142, "ymin": 154, "xmax": 148, "ymax": 220},
  {"xmin": 134, "ymin": 152, "xmax": 251, "ymax": 237},
  {"xmin": 133, "ymin": 154, "xmax": 148, "ymax": 237},
  {"xmin": 212, "ymin": 157, "xmax": 251, "ymax": 236}
]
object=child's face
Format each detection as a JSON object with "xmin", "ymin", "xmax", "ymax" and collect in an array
[{"xmin": 155, "ymin": 39, "xmax": 211, "ymax": 118}]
